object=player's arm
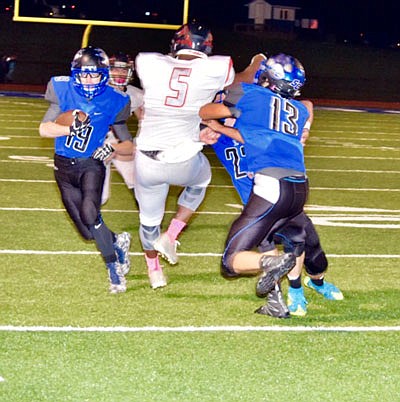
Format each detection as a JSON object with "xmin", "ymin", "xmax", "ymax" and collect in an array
[
  {"xmin": 300, "ymin": 100, "xmax": 314, "ymax": 146},
  {"xmin": 39, "ymin": 81, "xmax": 88, "ymax": 138},
  {"xmin": 39, "ymin": 102, "xmax": 71, "ymax": 138},
  {"xmin": 202, "ymin": 119, "xmax": 244, "ymax": 144},
  {"xmin": 229, "ymin": 53, "xmax": 267, "ymax": 87},
  {"xmin": 109, "ymin": 102, "xmax": 135, "ymax": 157},
  {"xmin": 199, "ymin": 101, "xmax": 240, "ymax": 120}
]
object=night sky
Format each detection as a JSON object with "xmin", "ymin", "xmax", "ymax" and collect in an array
[
  {"xmin": 190, "ymin": 0, "xmax": 400, "ymax": 39},
  {"xmin": 15, "ymin": 0, "xmax": 400, "ymax": 42}
]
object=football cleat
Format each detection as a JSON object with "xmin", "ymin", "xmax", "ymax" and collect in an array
[
  {"xmin": 287, "ymin": 286, "xmax": 308, "ymax": 316},
  {"xmin": 148, "ymin": 268, "xmax": 167, "ymax": 290},
  {"xmin": 304, "ymin": 276, "xmax": 344, "ymax": 300},
  {"xmin": 256, "ymin": 253, "xmax": 296, "ymax": 298},
  {"xmin": 106, "ymin": 262, "xmax": 126, "ymax": 294},
  {"xmin": 114, "ymin": 231, "xmax": 131, "ymax": 275},
  {"xmin": 153, "ymin": 232, "xmax": 180, "ymax": 265},
  {"xmin": 255, "ymin": 283, "xmax": 290, "ymax": 319}
]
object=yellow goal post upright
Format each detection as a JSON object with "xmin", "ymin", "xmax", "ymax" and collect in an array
[{"xmin": 13, "ymin": 0, "xmax": 190, "ymax": 47}]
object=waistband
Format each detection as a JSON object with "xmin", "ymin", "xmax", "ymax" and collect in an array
[
  {"xmin": 54, "ymin": 153, "xmax": 97, "ymax": 165},
  {"xmin": 139, "ymin": 150, "xmax": 162, "ymax": 160}
]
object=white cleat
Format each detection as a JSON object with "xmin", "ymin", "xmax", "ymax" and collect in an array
[
  {"xmin": 153, "ymin": 232, "xmax": 179, "ymax": 265},
  {"xmin": 148, "ymin": 268, "xmax": 167, "ymax": 289}
]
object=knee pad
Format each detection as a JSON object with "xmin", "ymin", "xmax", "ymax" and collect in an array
[
  {"xmin": 178, "ymin": 186, "xmax": 206, "ymax": 211},
  {"xmin": 304, "ymin": 247, "xmax": 328, "ymax": 276},
  {"xmin": 139, "ymin": 224, "xmax": 160, "ymax": 250}
]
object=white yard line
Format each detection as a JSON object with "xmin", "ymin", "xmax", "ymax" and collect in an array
[
  {"xmin": 0, "ymin": 325, "xmax": 399, "ymax": 333},
  {"xmin": 0, "ymin": 250, "xmax": 399, "ymax": 258}
]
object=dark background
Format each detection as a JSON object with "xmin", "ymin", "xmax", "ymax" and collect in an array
[
  {"xmin": 1, "ymin": 2, "xmax": 400, "ymax": 102},
  {"xmin": 14, "ymin": 0, "xmax": 400, "ymax": 45}
]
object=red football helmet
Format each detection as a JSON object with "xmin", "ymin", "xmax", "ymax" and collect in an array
[{"xmin": 109, "ymin": 52, "xmax": 134, "ymax": 87}]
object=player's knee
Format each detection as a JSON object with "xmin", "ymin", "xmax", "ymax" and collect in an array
[
  {"xmin": 178, "ymin": 186, "xmax": 206, "ymax": 211},
  {"xmin": 304, "ymin": 248, "xmax": 328, "ymax": 275},
  {"xmin": 81, "ymin": 200, "xmax": 99, "ymax": 226},
  {"xmin": 139, "ymin": 224, "xmax": 160, "ymax": 250},
  {"xmin": 220, "ymin": 253, "xmax": 239, "ymax": 279},
  {"xmin": 80, "ymin": 228, "xmax": 94, "ymax": 241},
  {"xmin": 290, "ymin": 241, "xmax": 305, "ymax": 257}
]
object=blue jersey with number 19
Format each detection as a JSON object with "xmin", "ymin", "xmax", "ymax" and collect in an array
[
  {"xmin": 48, "ymin": 76, "xmax": 130, "ymax": 158},
  {"xmin": 234, "ymin": 83, "xmax": 309, "ymax": 174}
]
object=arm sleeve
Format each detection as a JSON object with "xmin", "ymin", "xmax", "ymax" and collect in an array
[
  {"xmin": 41, "ymin": 80, "xmax": 61, "ymax": 123},
  {"xmin": 111, "ymin": 101, "xmax": 133, "ymax": 142}
]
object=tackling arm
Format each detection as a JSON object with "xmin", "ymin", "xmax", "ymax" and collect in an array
[{"xmin": 201, "ymin": 119, "xmax": 244, "ymax": 144}]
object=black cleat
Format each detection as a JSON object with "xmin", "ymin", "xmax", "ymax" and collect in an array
[
  {"xmin": 256, "ymin": 253, "xmax": 296, "ymax": 298},
  {"xmin": 255, "ymin": 283, "xmax": 290, "ymax": 319}
]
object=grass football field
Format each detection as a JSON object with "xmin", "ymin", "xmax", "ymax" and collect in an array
[{"xmin": 0, "ymin": 95, "xmax": 399, "ymax": 401}]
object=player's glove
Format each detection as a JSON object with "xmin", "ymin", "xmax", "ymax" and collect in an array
[
  {"xmin": 91, "ymin": 144, "xmax": 115, "ymax": 161},
  {"xmin": 69, "ymin": 110, "xmax": 91, "ymax": 137}
]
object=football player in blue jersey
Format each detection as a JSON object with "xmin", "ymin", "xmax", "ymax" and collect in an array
[
  {"xmin": 200, "ymin": 54, "xmax": 326, "ymax": 316},
  {"xmin": 206, "ymin": 83, "xmax": 343, "ymax": 317},
  {"xmin": 39, "ymin": 46, "xmax": 134, "ymax": 294}
]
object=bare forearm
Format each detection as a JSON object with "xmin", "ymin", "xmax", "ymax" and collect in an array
[
  {"xmin": 202, "ymin": 119, "xmax": 244, "ymax": 143},
  {"xmin": 113, "ymin": 140, "xmax": 135, "ymax": 157},
  {"xmin": 39, "ymin": 121, "xmax": 69, "ymax": 138}
]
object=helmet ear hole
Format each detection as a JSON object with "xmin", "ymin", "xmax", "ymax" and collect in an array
[{"xmin": 71, "ymin": 46, "xmax": 110, "ymax": 99}]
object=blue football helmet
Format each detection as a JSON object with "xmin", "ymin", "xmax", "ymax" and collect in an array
[
  {"xmin": 254, "ymin": 53, "xmax": 306, "ymax": 98},
  {"xmin": 170, "ymin": 22, "xmax": 213, "ymax": 58},
  {"xmin": 71, "ymin": 46, "xmax": 110, "ymax": 99}
]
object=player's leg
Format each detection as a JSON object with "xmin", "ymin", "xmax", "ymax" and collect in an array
[
  {"xmin": 54, "ymin": 155, "xmax": 93, "ymax": 240},
  {"xmin": 154, "ymin": 152, "xmax": 212, "ymax": 264},
  {"xmin": 134, "ymin": 151, "xmax": 170, "ymax": 288},
  {"xmin": 100, "ymin": 161, "xmax": 112, "ymax": 205},
  {"xmin": 303, "ymin": 214, "xmax": 343, "ymax": 300},
  {"xmin": 274, "ymin": 213, "xmax": 308, "ymax": 316},
  {"xmin": 112, "ymin": 157, "xmax": 135, "ymax": 193},
  {"xmin": 81, "ymin": 160, "xmax": 126, "ymax": 293},
  {"xmin": 220, "ymin": 191, "xmax": 296, "ymax": 290}
]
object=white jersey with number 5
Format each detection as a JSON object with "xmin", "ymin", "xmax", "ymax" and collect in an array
[{"xmin": 135, "ymin": 52, "xmax": 234, "ymax": 151}]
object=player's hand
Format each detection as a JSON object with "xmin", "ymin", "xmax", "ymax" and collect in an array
[
  {"xmin": 69, "ymin": 110, "xmax": 91, "ymax": 137},
  {"xmin": 200, "ymin": 125, "xmax": 220, "ymax": 145},
  {"xmin": 91, "ymin": 144, "xmax": 115, "ymax": 161},
  {"xmin": 300, "ymin": 128, "xmax": 310, "ymax": 146}
]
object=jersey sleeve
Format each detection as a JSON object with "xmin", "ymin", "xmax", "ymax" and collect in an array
[
  {"xmin": 111, "ymin": 101, "xmax": 133, "ymax": 142},
  {"xmin": 41, "ymin": 79, "xmax": 61, "ymax": 123}
]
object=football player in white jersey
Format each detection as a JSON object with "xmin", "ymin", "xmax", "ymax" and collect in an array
[
  {"xmin": 134, "ymin": 22, "xmax": 235, "ymax": 289},
  {"xmin": 101, "ymin": 52, "xmax": 144, "ymax": 206}
]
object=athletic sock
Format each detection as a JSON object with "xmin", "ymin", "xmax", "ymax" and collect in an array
[
  {"xmin": 166, "ymin": 218, "xmax": 186, "ymax": 242},
  {"xmin": 288, "ymin": 275, "xmax": 302, "ymax": 289},
  {"xmin": 311, "ymin": 277, "xmax": 324, "ymax": 287},
  {"xmin": 145, "ymin": 254, "xmax": 161, "ymax": 272}
]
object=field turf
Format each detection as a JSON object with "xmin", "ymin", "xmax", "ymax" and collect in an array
[{"xmin": 0, "ymin": 95, "xmax": 399, "ymax": 401}]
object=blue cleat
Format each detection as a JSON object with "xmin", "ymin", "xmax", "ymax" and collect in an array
[
  {"xmin": 304, "ymin": 276, "xmax": 344, "ymax": 300},
  {"xmin": 114, "ymin": 232, "xmax": 131, "ymax": 275},
  {"xmin": 106, "ymin": 262, "xmax": 126, "ymax": 294},
  {"xmin": 287, "ymin": 286, "xmax": 308, "ymax": 316}
]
